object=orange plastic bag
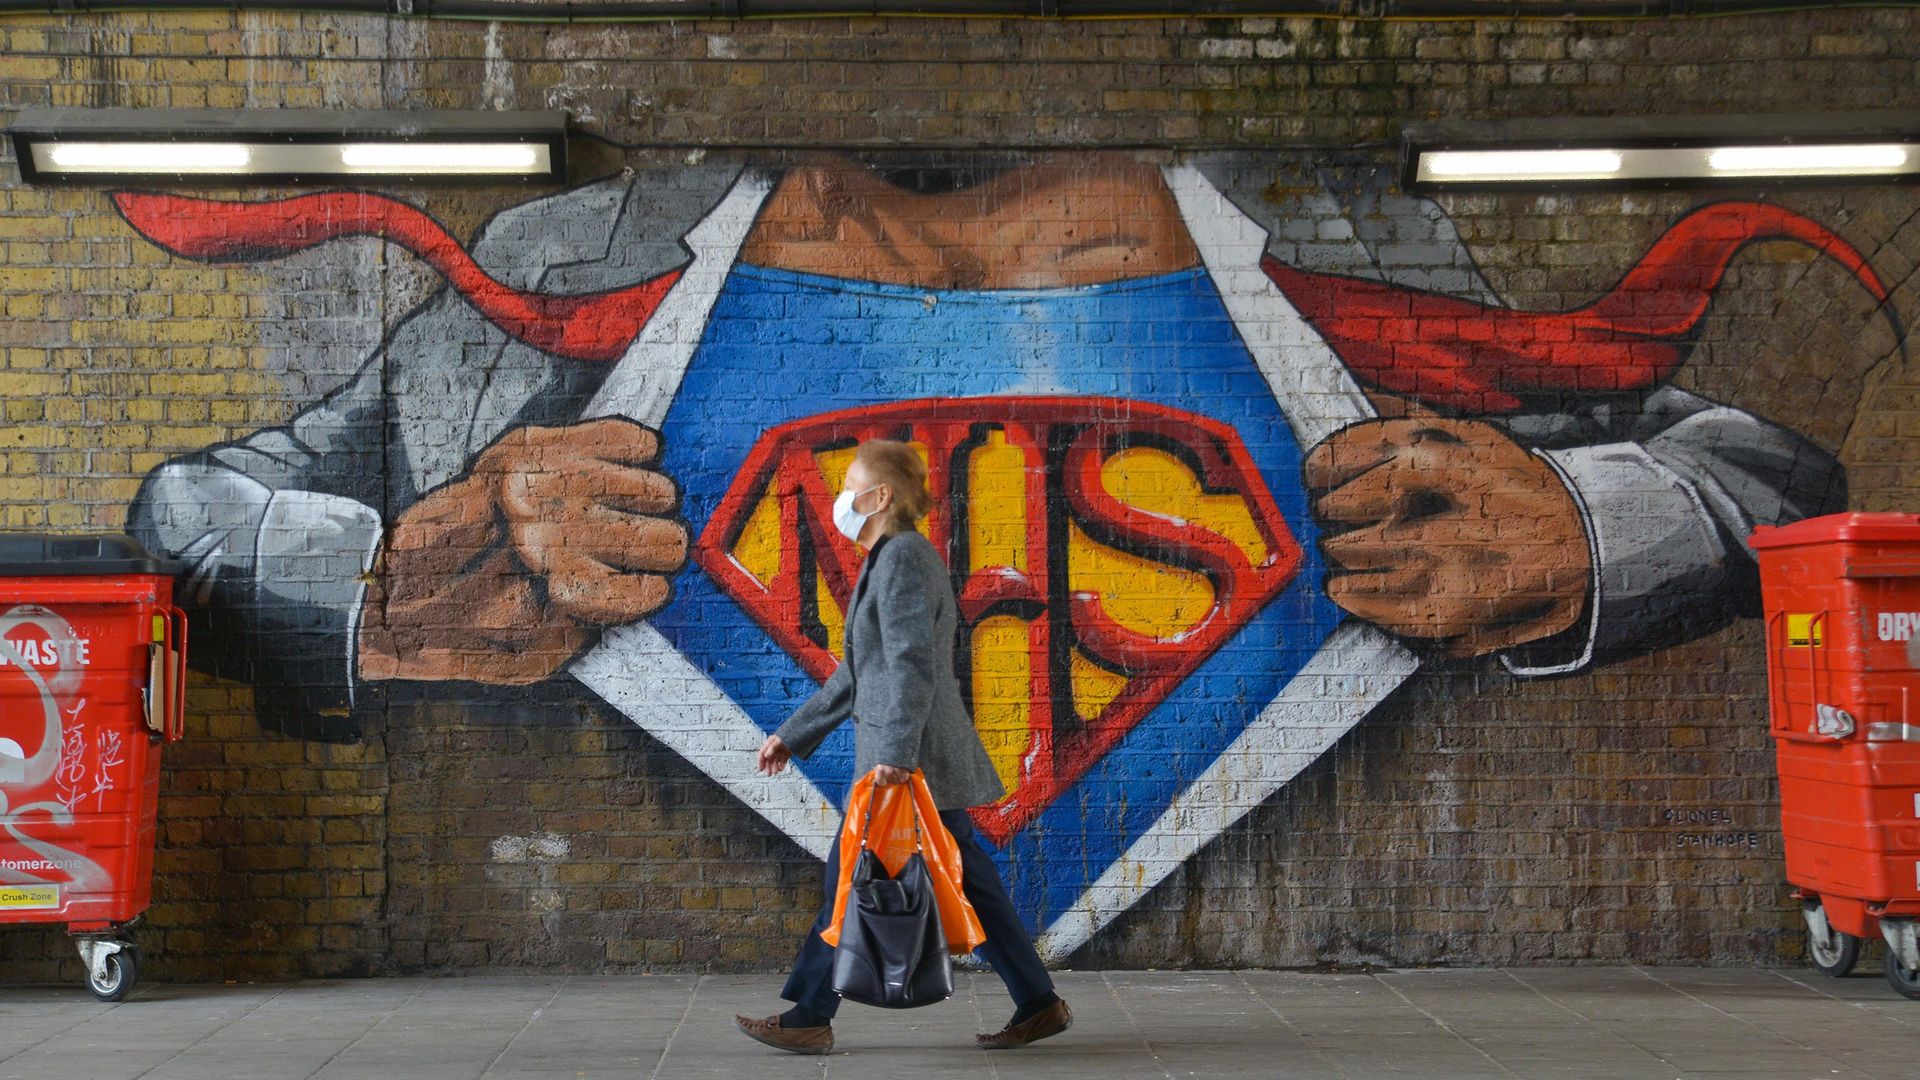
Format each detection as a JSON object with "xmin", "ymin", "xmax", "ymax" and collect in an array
[{"xmin": 820, "ymin": 770, "xmax": 987, "ymax": 954}]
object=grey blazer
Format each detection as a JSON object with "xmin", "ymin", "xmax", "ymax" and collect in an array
[{"xmin": 773, "ymin": 531, "xmax": 1007, "ymax": 811}]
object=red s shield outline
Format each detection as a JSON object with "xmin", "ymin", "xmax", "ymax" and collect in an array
[{"xmin": 697, "ymin": 397, "xmax": 1303, "ymax": 843}]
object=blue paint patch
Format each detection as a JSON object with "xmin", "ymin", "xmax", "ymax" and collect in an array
[{"xmin": 651, "ymin": 262, "xmax": 1345, "ymax": 934}]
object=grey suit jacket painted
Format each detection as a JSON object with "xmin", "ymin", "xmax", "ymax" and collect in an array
[
  {"xmin": 773, "ymin": 531, "xmax": 1006, "ymax": 812},
  {"xmin": 125, "ymin": 158, "xmax": 1847, "ymax": 740}
]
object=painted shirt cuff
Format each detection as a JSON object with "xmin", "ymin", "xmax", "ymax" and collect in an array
[
  {"xmin": 1500, "ymin": 443, "xmax": 1722, "ymax": 678},
  {"xmin": 255, "ymin": 489, "xmax": 384, "ymax": 714}
]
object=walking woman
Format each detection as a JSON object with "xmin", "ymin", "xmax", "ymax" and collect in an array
[{"xmin": 736, "ymin": 439, "xmax": 1072, "ymax": 1055}]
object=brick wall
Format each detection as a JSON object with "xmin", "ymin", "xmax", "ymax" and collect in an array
[{"xmin": 1, "ymin": 10, "xmax": 1917, "ymax": 984}]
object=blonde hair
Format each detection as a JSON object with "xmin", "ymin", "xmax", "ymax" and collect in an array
[{"xmin": 855, "ymin": 440, "xmax": 932, "ymax": 534}]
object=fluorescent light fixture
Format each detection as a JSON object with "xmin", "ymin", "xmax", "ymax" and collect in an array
[
  {"xmin": 10, "ymin": 108, "xmax": 567, "ymax": 184},
  {"xmin": 1422, "ymin": 149, "xmax": 1625, "ymax": 180},
  {"xmin": 1707, "ymin": 144, "xmax": 1913, "ymax": 175},
  {"xmin": 48, "ymin": 142, "xmax": 255, "ymax": 172},
  {"xmin": 1403, "ymin": 111, "xmax": 1920, "ymax": 191},
  {"xmin": 337, "ymin": 143, "xmax": 543, "ymax": 172}
]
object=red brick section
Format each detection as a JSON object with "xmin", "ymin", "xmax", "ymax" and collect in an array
[{"xmin": 0, "ymin": 10, "xmax": 1917, "ymax": 983}]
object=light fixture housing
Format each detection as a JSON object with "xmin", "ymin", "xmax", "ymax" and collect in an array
[
  {"xmin": 9, "ymin": 108, "xmax": 568, "ymax": 184},
  {"xmin": 1401, "ymin": 111, "xmax": 1920, "ymax": 192}
]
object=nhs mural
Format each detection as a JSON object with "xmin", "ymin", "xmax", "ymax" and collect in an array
[{"xmin": 108, "ymin": 154, "xmax": 1893, "ymax": 959}]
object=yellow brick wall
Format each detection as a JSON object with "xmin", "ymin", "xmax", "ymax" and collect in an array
[{"xmin": 0, "ymin": 9, "xmax": 1916, "ymax": 982}]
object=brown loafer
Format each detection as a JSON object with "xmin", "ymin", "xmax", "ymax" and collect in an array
[
  {"xmin": 734, "ymin": 1013, "xmax": 833, "ymax": 1055},
  {"xmin": 976, "ymin": 998, "xmax": 1072, "ymax": 1050}
]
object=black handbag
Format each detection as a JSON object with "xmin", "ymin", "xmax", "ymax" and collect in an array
[{"xmin": 830, "ymin": 793, "xmax": 953, "ymax": 1009}]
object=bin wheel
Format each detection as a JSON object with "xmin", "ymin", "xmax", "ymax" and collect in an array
[
  {"xmin": 1887, "ymin": 949, "xmax": 1920, "ymax": 1001},
  {"xmin": 85, "ymin": 944, "xmax": 139, "ymax": 1002},
  {"xmin": 1807, "ymin": 921, "xmax": 1861, "ymax": 978}
]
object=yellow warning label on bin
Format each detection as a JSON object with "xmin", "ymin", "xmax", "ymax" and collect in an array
[
  {"xmin": 0, "ymin": 884, "xmax": 59, "ymax": 909},
  {"xmin": 1785, "ymin": 613, "xmax": 1824, "ymax": 648}
]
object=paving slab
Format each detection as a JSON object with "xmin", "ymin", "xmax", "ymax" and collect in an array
[{"xmin": 4, "ymin": 968, "xmax": 1919, "ymax": 1080}]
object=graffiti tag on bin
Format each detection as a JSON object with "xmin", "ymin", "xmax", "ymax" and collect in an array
[{"xmin": 697, "ymin": 397, "xmax": 1302, "ymax": 843}]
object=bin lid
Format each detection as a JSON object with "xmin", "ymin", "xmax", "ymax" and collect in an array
[
  {"xmin": 1749, "ymin": 512, "xmax": 1920, "ymax": 550},
  {"xmin": 0, "ymin": 533, "xmax": 182, "ymax": 576}
]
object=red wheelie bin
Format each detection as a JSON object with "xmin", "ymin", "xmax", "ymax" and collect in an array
[
  {"xmin": 1751, "ymin": 513, "xmax": 1920, "ymax": 1000},
  {"xmin": 0, "ymin": 534, "xmax": 185, "ymax": 1000}
]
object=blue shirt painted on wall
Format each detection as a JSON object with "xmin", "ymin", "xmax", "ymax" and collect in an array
[{"xmin": 651, "ymin": 262, "xmax": 1344, "ymax": 930}]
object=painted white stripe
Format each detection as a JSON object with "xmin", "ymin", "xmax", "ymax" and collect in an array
[
  {"xmin": 1035, "ymin": 620, "xmax": 1419, "ymax": 962},
  {"xmin": 1031, "ymin": 170, "xmax": 1418, "ymax": 959},
  {"xmin": 570, "ymin": 168, "xmax": 840, "ymax": 856},
  {"xmin": 583, "ymin": 169, "xmax": 776, "ymax": 426},
  {"xmin": 574, "ymin": 163, "xmax": 1421, "ymax": 954},
  {"xmin": 571, "ymin": 622, "xmax": 841, "ymax": 858},
  {"xmin": 1161, "ymin": 163, "xmax": 1375, "ymax": 450}
]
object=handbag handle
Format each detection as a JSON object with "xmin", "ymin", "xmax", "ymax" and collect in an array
[{"xmin": 858, "ymin": 770, "xmax": 925, "ymax": 855}]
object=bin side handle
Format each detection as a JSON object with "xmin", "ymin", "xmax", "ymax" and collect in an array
[
  {"xmin": 1809, "ymin": 610, "xmax": 1829, "ymax": 733},
  {"xmin": 1765, "ymin": 610, "xmax": 1787, "ymax": 733},
  {"xmin": 1766, "ymin": 611, "xmax": 1781, "ymax": 726},
  {"xmin": 1843, "ymin": 559, "xmax": 1920, "ymax": 578},
  {"xmin": 166, "ymin": 605, "xmax": 188, "ymax": 742}
]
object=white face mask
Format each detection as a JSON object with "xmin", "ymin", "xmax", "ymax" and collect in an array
[{"xmin": 833, "ymin": 485, "xmax": 884, "ymax": 542}]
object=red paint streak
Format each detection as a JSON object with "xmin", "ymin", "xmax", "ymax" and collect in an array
[
  {"xmin": 698, "ymin": 397, "xmax": 1301, "ymax": 844},
  {"xmin": 111, "ymin": 190, "xmax": 680, "ymax": 362},
  {"xmin": 1265, "ymin": 201, "xmax": 1896, "ymax": 414}
]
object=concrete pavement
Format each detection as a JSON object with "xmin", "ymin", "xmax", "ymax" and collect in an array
[{"xmin": 2, "ymin": 967, "xmax": 1916, "ymax": 1079}]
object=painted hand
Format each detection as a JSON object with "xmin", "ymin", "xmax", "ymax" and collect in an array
[
  {"xmin": 1304, "ymin": 418, "xmax": 1591, "ymax": 658},
  {"xmin": 757, "ymin": 734, "xmax": 792, "ymax": 776},
  {"xmin": 358, "ymin": 419, "xmax": 688, "ymax": 683},
  {"xmin": 872, "ymin": 765, "xmax": 912, "ymax": 786}
]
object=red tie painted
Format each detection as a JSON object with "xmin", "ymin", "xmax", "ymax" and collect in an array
[
  {"xmin": 114, "ymin": 191, "xmax": 1895, "ymax": 414},
  {"xmin": 111, "ymin": 190, "xmax": 680, "ymax": 363}
]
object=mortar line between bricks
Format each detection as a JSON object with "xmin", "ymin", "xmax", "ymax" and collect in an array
[
  {"xmin": 1368, "ymin": 973, "xmax": 1522, "ymax": 1080},
  {"xmin": 4, "ymin": 45, "xmax": 1877, "ymax": 79},
  {"xmin": 1098, "ymin": 972, "xmax": 1174, "ymax": 1080},
  {"xmin": 1765, "ymin": 968, "xmax": 1920, "ymax": 1031},
  {"xmin": 1232, "ymin": 971, "xmax": 1348, "ymax": 1080},
  {"xmin": 1498, "ymin": 969, "xmax": 1681, "ymax": 1074},
  {"xmin": 0, "ymin": 46, "xmax": 1499, "ymax": 71},
  {"xmin": 476, "ymin": 975, "xmax": 571, "ymax": 1079},
  {"xmin": 645, "ymin": 971, "xmax": 702, "ymax": 1080},
  {"xmin": 301, "ymin": 981, "xmax": 431, "ymax": 1080},
  {"xmin": 1629, "ymin": 965, "xmax": 1881, "ymax": 1079},
  {"xmin": 123, "ymin": 985, "xmax": 291, "ymax": 1080}
]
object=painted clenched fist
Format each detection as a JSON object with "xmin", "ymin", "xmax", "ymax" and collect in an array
[
  {"xmin": 358, "ymin": 418, "xmax": 689, "ymax": 684},
  {"xmin": 1304, "ymin": 418, "xmax": 1592, "ymax": 658}
]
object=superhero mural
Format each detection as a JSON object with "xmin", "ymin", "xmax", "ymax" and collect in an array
[{"xmin": 97, "ymin": 155, "xmax": 1896, "ymax": 959}]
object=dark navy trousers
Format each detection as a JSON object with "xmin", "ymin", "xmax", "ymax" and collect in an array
[{"xmin": 781, "ymin": 807, "xmax": 1055, "ymax": 1019}]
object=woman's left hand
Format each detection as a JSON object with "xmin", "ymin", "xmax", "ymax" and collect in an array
[
  {"xmin": 756, "ymin": 734, "xmax": 792, "ymax": 776},
  {"xmin": 872, "ymin": 764, "xmax": 911, "ymax": 786}
]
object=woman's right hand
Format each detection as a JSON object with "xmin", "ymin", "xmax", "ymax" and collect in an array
[{"xmin": 756, "ymin": 734, "xmax": 792, "ymax": 776}]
